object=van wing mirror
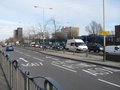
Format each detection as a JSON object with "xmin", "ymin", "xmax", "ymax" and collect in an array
[{"xmin": 114, "ymin": 46, "xmax": 119, "ymax": 50}]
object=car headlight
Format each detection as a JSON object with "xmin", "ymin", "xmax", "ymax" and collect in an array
[{"xmin": 100, "ymin": 48, "xmax": 103, "ymax": 50}]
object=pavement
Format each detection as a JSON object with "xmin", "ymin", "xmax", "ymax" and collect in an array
[
  {"xmin": 0, "ymin": 61, "xmax": 10, "ymax": 90},
  {"xmin": 0, "ymin": 47, "xmax": 10, "ymax": 90}
]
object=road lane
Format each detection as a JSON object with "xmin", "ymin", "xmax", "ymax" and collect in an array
[{"xmin": 4, "ymin": 47, "xmax": 120, "ymax": 90}]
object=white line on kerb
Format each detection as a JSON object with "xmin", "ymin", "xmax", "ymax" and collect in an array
[
  {"xmin": 98, "ymin": 79, "xmax": 120, "ymax": 88},
  {"xmin": 52, "ymin": 63, "xmax": 77, "ymax": 73},
  {"xmin": 46, "ymin": 56, "xmax": 59, "ymax": 60},
  {"xmin": 19, "ymin": 58, "xmax": 28, "ymax": 62}
]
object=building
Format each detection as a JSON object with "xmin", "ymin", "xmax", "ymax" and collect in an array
[
  {"xmin": 115, "ymin": 25, "xmax": 120, "ymax": 37},
  {"xmin": 14, "ymin": 27, "xmax": 23, "ymax": 41},
  {"xmin": 61, "ymin": 26, "xmax": 80, "ymax": 39}
]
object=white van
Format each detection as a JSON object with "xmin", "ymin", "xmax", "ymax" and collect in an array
[
  {"xmin": 105, "ymin": 45, "xmax": 120, "ymax": 55},
  {"xmin": 65, "ymin": 39, "xmax": 88, "ymax": 52}
]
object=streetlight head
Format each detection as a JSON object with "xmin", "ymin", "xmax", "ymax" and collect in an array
[
  {"xmin": 49, "ymin": 8, "xmax": 53, "ymax": 10},
  {"xmin": 34, "ymin": 6, "xmax": 38, "ymax": 8}
]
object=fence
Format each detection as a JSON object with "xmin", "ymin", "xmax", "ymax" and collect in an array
[{"xmin": 0, "ymin": 51, "xmax": 63, "ymax": 90}]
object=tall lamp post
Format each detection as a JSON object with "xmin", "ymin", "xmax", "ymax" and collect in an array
[
  {"xmin": 103, "ymin": 0, "xmax": 106, "ymax": 61},
  {"xmin": 34, "ymin": 6, "xmax": 53, "ymax": 49}
]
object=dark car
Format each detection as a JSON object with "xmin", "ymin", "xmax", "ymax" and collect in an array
[
  {"xmin": 52, "ymin": 43, "xmax": 65, "ymax": 50},
  {"xmin": 6, "ymin": 45, "xmax": 14, "ymax": 51},
  {"xmin": 87, "ymin": 43, "xmax": 103, "ymax": 53}
]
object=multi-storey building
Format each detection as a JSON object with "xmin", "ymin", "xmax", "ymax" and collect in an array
[
  {"xmin": 14, "ymin": 27, "xmax": 23, "ymax": 41},
  {"xmin": 115, "ymin": 25, "xmax": 120, "ymax": 37},
  {"xmin": 61, "ymin": 26, "xmax": 80, "ymax": 39}
]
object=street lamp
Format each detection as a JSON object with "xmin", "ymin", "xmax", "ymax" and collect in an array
[
  {"xmin": 103, "ymin": 0, "xmax": 106, "ymax": 61},
  {"xmin": 34, "ymin": 6, "xmax": 53, "ymax": 26},
  {"xmin": 34, "ymin": 6, "xmax": 53, "ymax": 49}
]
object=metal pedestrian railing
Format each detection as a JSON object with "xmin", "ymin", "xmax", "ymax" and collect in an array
[{"xmin": 0, "ymin": 50, "xmax": 64, "ymax": 90}]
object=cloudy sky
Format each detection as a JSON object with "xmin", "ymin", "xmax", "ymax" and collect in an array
[{"xmin": 0, "ymin": 0, "xmax": 120, "ymax": 40}]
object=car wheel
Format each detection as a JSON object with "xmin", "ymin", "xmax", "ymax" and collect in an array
[{"xmin": 94, "ymin": 50, "xmax": 96, "ymax": 52}]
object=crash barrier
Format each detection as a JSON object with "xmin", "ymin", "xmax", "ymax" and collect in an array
[{"xmin": 0, "ymin": 51, "xmax": 64, "ymax": 90}]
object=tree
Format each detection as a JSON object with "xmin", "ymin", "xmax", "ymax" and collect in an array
[
  {"xmin": 85, "ymin": 21, "xmax": 102, "ymax": 36},
  {"xmin": 50, "ymin": 18, "xmax": 62, "ymax": 40}
]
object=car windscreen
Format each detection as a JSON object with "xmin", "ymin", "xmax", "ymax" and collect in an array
[
  {"xmin": 75, "ymin": 42, "xmax": 86, "ymax": 47},
  {"xmin": 97, "ymin": 44, "xmax": 103, "ymax": 47}
]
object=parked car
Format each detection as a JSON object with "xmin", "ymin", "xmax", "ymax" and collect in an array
[
  {"xmin": 105, "ymin": 45, "xmax": 120, "ymax": 55},
  {"xmin": 65, "ymin": 39, "xmax": 88, "ymax": 52},
  {"xmin": 6, "ymin": 45, "xmax": 14, "ymax": 51},
  {"xmin": 52, "ymin": 44, "xmax": 64, "ymax": 50},
  {"xmin": 87, "ymin": 43, "xmax": 103, "ymax": 53},
  {"xmin": 35, "ymin": 44, "xmax": 40, "ymax": 48}
]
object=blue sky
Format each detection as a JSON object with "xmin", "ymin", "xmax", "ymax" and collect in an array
[{"xmin": 0, "ymin": 0, "xmax": 120, "ymax": 40}]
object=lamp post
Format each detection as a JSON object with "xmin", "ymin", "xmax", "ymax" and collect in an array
[
  {"xmin": 34, "ymin": 6, "xmax": 53, "ymax": 49},
  {"xmin": 103, "ymin": 0, "xmax": 106, "ymax": 61}
]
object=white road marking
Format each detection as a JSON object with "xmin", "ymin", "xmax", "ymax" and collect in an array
[
  {"xmin": 22, "ymin": 62, "xmax": 43, "ymax": 67},
  {"xmin": 16, "ymin": 51, "xmax": 44, "ymax": 62},
  {"xmin": 52, "ymin": 63, "xmax": 77, "ymax": 73},
  {"xmin": 19, "ymin": 58, "xmax": 28, "ymax": 62},
  {"xmin": 103, "ymin": 67, "xmax": 120, "ymax": 72},
  {"xmin": 98, "ymin": 79, "xmax": 120, "ymax": 88},
  {"xmin": 46, "ymin": 56, "xmax": 59, "ymax": 61},
  {"xmin": 82, "ymin": 67, "xmax": 119, "ymax": 76},
  {"xmin": 33, "ymin": 57, "xmax": 44, "ymax": 61},
  {"xmin": 83, "ymin": 70, "xmax": 97, "ymax": 76}
]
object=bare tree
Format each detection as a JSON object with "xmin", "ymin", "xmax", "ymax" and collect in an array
[
  {"xmin": 50, "ymin": 18, "xmax": 62, "ymax": 39},
  {"xmin": 85, "ymin": 21, "xmax": 102, "ymax": 36}
]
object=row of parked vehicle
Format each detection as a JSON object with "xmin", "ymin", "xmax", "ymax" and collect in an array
[
  {"xmin": 30, "ymin": 43, "xmax": 65, "ymax": 50},
  {"xmin": 66, "ymin": 39, "xmax": 120, "ymax": 55},
  {"xmin": 1, "ymin": 39, "xmax": 120, "ymax": 55},
  {"xmin": 65, "ymin": 39, "xmax": 104, "ymax": 53},
  {"xmin": 30, "ymin": 39, "xmax": 104, "ymax": 53}
]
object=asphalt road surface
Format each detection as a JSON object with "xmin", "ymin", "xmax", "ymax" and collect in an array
[{"xmin": 3, "ymin": 47, "xmax": 120, "ymax": 90}]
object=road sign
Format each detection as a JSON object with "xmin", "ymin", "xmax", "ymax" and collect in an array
[{"xmin": 100, "ymin": 31, "xmax": 110, "ymax": 36}]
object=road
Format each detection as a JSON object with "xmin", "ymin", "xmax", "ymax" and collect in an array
[{"xmin": 3, "ymin": 46, "xmax": 120, "ymax": 90}]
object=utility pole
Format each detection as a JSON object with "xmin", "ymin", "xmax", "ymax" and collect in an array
[{"xmin": 103, "ymin": 0, "xmax": 106, "ymax": 61}]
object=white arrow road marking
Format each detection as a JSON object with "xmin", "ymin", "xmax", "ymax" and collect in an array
[
  {"xmin": 98, "ymin": 79, "xmax": 120, "ymax": 88},
  {"xmin": 19, "ymin": 58, "xmax": 28, "ymax": 62}
]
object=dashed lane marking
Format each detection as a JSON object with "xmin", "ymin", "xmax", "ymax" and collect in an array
[
  {"xmin": 98, "ymin": 79, "xmax": 120, "ymax": 88},
  {"xmin": 46, "ymin": 56, "xmax": 59, "ymax": 61}
]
